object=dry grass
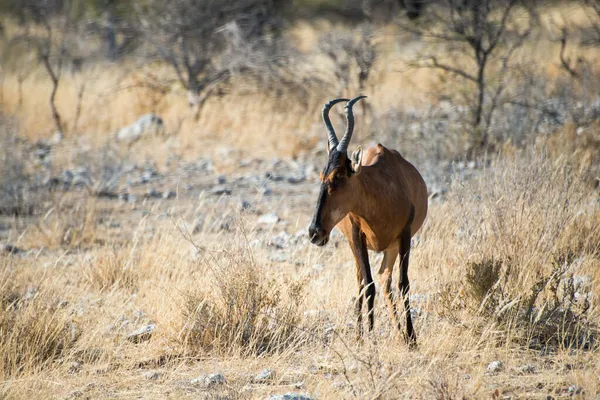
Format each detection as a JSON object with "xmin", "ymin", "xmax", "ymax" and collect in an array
[
  {"xmin": 181, "ymin": 241, "xmax": 309, "ymax": 356},
  {"xmin": 0, "ymin": 149, "xmax": 598, "ymax": 399},
  {"xmin": 1, "ymin": 4, "xmax": 600, "ymax": 399},
  {"xmin": 0, "ymin": 265, "xmax": 76, "ymax": 379}
]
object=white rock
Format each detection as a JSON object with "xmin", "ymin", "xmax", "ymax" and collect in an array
[
  {"xmin": 266, "ymin": 394, "xmax": 314, "ymax": 400},
  {"xmin": 253, "ymin": 368, "xmax": 275, "ymax": 383},
  {"xmin": 258, "ymin": 213, "xmax": 279, "ymax": 224},
  {"xmin": 487, "ymin": 360, "xmax": 503, "ymax": 373},
  {"xmin": 568, "ymin": 384, "xmax": 583, "ymax": 395},
  {"xmin": 191, "ymin": 372, "xmax": 226, "ymax": 387},
  {"xmin": 518, "ymin": 364, "xmax": 536, "ymax": 374},
  {"xmin": 126, "ymin": 323, "xmax": 155, "ymax": 343},
  {"xmin": 116, "ymin": 114, "xmax": 164, "ymax": 143},
  {"xmin": 49, "ymin": 131, "xmax": 64, "ymax": 145},
  {"xmin": 270, "ymin": 253, "xmax": 287, "ymax": 263},
  {"xmin": 143, "ymin": 370, "xmax": 163, "ymax": 380}
]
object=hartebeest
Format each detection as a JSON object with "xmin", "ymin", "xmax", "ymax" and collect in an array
[{"xmin": 308, "ymin": 96, "xmax": 428, "ymax": 343}]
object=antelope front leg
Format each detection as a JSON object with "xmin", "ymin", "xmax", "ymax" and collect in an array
[
  {"xmin": 399, "ymin": 225, "xmax": 416, "ymax": 345},
  {"xmin": 350, "ymin": 223, "xmax": 375, "ymax": 338}
]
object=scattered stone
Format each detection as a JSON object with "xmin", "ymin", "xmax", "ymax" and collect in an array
[
  {"xmin": 292, "ymin": 229, "xmax": 307, "ymax": 243},
  {"xmin": 0, "ymin": 243, "xmax": 22, "ymax": 255},
  {"xmin": 218, "ymin": 216, "xmax": 235, "ymax": 232},
  {"xmin": 487, "ymin": 360, "xmax": 503, "ymax": 374},
  {"xmin": 116, "ymin": 113, "xmax": 164, "ymax": 143},
  {"xmin": 312, "ymin": 263, "xmax": 324, "ymax": 272},
  {"xmin": 140, "ymin": 167, "xmax": 161, "ymax": 184},
  {"xmin": 146, "ymin": 188, "xmax": 162, "ymax": 199},
  {"xmin": 191, "ymin": 372, "xmax": 226, "ymax": 387},
  {"xmin": 573, "ymin": 275, "xmax": 591, "ymax": 288},
  {"xmin": 265, "ymin": 172, "xmax": 284, "ymax": 182},
  {"xmin": 23, "ymin": 287, "xmax": 38, "ymax": 300},
  {"xmin": 267, "ymin": 393, "xmax": 314, "ymax": 400},
  {"xmin": 119, "ymin": 193, "xmax": 136, "ymax": 203},
  {"xmin": 332, "ymin": 380, "xmax": 346, "ymax": 389},
  {"xmin": 208, "ymin": 185, "xmax": 232, "ymax": 196},
  {"xmin": 270, "ymin": 253, "xmax": 287, "ymax": 263},
  {"xmin": 69, "ymin": 361, "xmax": 83, "ymax": 374},
  {"xmin": 258, "ymin": 186, "xmax": 272, "ymax": 196},
  {"xmin": 287, "ymin": 175, "xmax": 306, "ymax": 184},
  {"xmin": 32, "ymin": 143, "xmax": 51, "ymax": 160},
  {"xmin": 240, "ymin": 200, "xmax": 253, "ymax": 212},
  {"xmin": 132, "ymin": 310, "xmax": 146, "ymax": 322},
  {"xmin": 95, "ymin": 190, "xmax": 119, "ymax": 200},
  {"xmin": 268, "ymin": 232, "xmax": 291, "ymax": 249},
  {"xmin": 67, "ymin": 390, "xmax": 84, "ymax": 398},
  {"xmin": 62, "ymin": 168, "xmax": 92, "ymax": 188},
  {"xmin": 253, "ymin": 369, "xmax": 276, "ymax": 383},
  {"xmin": 518, "ymin": 364, "xmax": 536, "ymax": 374},
  {"xmin": 143, "ymin": 370, "xmax": 163, "ymax": 380},
  {"xmin": 162, "ymin": 190, "xmax": 176, "ymax": 199},
  {"xmin": 258, "ymin": 213, "xmax": 279, "ymax": 224},
  {"xmin": 49, "ymin": 131, "xmax": 64, "ymax": 145},
  {"xmin": 126, "ymin": 323, "xmax": 155, "ymax": 343},
  {"xmin": 568, "ymin": 385, "xmax": 583, "ymax": 395}
]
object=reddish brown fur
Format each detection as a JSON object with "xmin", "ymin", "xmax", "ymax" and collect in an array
[
  {"xmin": 310, "ymin": 143, "xmax": 428, "ymax": 341},
  {"xmin": 337, "ymin": 144, "xmax": 427, "ymax": 250},
  {"xmin": 316, "ymin": 144, "xmax": 427, "ymax": 250}
]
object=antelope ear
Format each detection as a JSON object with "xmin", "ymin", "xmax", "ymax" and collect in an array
[{"xmin": 351, "ymin": 146, "xmax": 363, "ymax": 174}]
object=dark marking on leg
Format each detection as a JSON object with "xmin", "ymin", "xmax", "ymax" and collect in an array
[
  {"xmin": 399, "ymin": 223, "xmax": 416, "ymax": 345},
  {"xmin": 350, "ymin": 221, "xmax": 374, "ymax": 337}
]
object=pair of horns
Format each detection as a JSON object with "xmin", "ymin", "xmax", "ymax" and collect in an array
[{"xmin": 322, "ymin": 95, "xmax": 367, "ymax": 154}]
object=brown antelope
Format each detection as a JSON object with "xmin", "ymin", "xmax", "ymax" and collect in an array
[{"xmin": 308, "ymin": 96, "xmax": 428, "ymax": 343}]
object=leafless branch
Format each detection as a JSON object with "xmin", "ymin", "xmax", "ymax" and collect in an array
[
  {"xmin": 412, "ymin": 56, "xmax": 478, "ymax": 83},
  {"xmin": 558, "ymin": 28, "xmax": 579, "ymax": 78}
]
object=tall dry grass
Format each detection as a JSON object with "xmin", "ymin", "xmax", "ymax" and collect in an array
[
  {"xmin": 417, "ymin": 149, "xmax": 600, "ymax": 350},
  {"xmin": 1, "ymin": 6, "xmax": 599, "ymax": 398},
  {"xmin": 0, "ymin": 149, "xmax": 599, "ymax": 398}
]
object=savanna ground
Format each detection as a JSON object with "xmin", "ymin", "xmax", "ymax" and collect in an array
[{"xmin": 1, "ymin": 2, "xmax": 600, "ymax": 399}]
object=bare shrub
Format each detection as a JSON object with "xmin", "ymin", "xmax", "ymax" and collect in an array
[
  {"xmin": 181, "ymin": 243, "xmax": 308, "ymax": 356},
  {"xmin": 30, "ymin": 196, "xmax": 102, "ymax": 249},
  {"xmin": 465, "ymin": 258, "xmax": 502, "ymax": 312},
  {"xmin": 431, "ymin": 151, "xmax": 600, "ymax": 350},
  {"xmin": 85, "ymin": 247, "xmax": 138, "ymax": 292}
]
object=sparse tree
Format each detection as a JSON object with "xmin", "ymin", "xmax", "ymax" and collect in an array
[
  {"xmin": 136, "ymin": 0, "xmax": 285, "ymax": 114},
  {"xmin": 6, "ymin": 1, "xmax": 80, "ymax": 135},
  {"xmin": 319, "ymin": 24, "xmax": 377, "ymax": 95},
  {"xmin": 405, "ymin": 0, "xmax": 533, "ymax": 153},
  {"xmin": 319, "ymin": 25, "xmax": 377, "ymax": 132}
]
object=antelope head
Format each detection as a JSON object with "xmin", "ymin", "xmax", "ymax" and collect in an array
[{"xmin": 309, "ymin": 95, "xmax": 366, "ymax": 246}]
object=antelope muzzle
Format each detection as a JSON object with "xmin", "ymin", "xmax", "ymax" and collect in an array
[{"xmin": 308, "ymin": 224, "xmax": 328, "ymax": 246}]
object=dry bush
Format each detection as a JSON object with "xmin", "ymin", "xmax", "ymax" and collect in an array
[
  {"xmin": 430, "ymin": 151, "xmax": 600, "ymax": 350},
  {"xmin": 85, "ymin": 247, "xmax": 138, "ymax": 292},
  {"xmin": 27, "ymin": 196, "xmax": 103, "ymax": 249},
  {"xmin": 181, "ymin": 242, "xmax": 308, "ymax": 356},
  {"xmin": 0, "ymin": 267, "xmax": 76, "ymax": 379}
]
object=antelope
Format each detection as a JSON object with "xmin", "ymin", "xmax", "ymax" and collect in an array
[{"xmin": 308, "ymin": 96, "xmax": 428, "ymax": 343}]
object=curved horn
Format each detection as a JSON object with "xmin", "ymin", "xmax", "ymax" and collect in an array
[
  {"xmin": 322, "ymin": 98, "xmax": 349, "ymax": 150},
  {"xmin": 336, "ymin": 95, "xmax": 367, "ymax": 153}
]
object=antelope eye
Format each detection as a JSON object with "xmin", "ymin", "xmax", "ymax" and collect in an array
[{"xmin": 334, "ymin": 173, "xmax": 344, "ymax": 181}]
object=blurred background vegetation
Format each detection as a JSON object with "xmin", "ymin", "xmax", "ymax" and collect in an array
[{"xmin": 0, "ymin": 0, "xmax": 598, "ymax": 181}]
